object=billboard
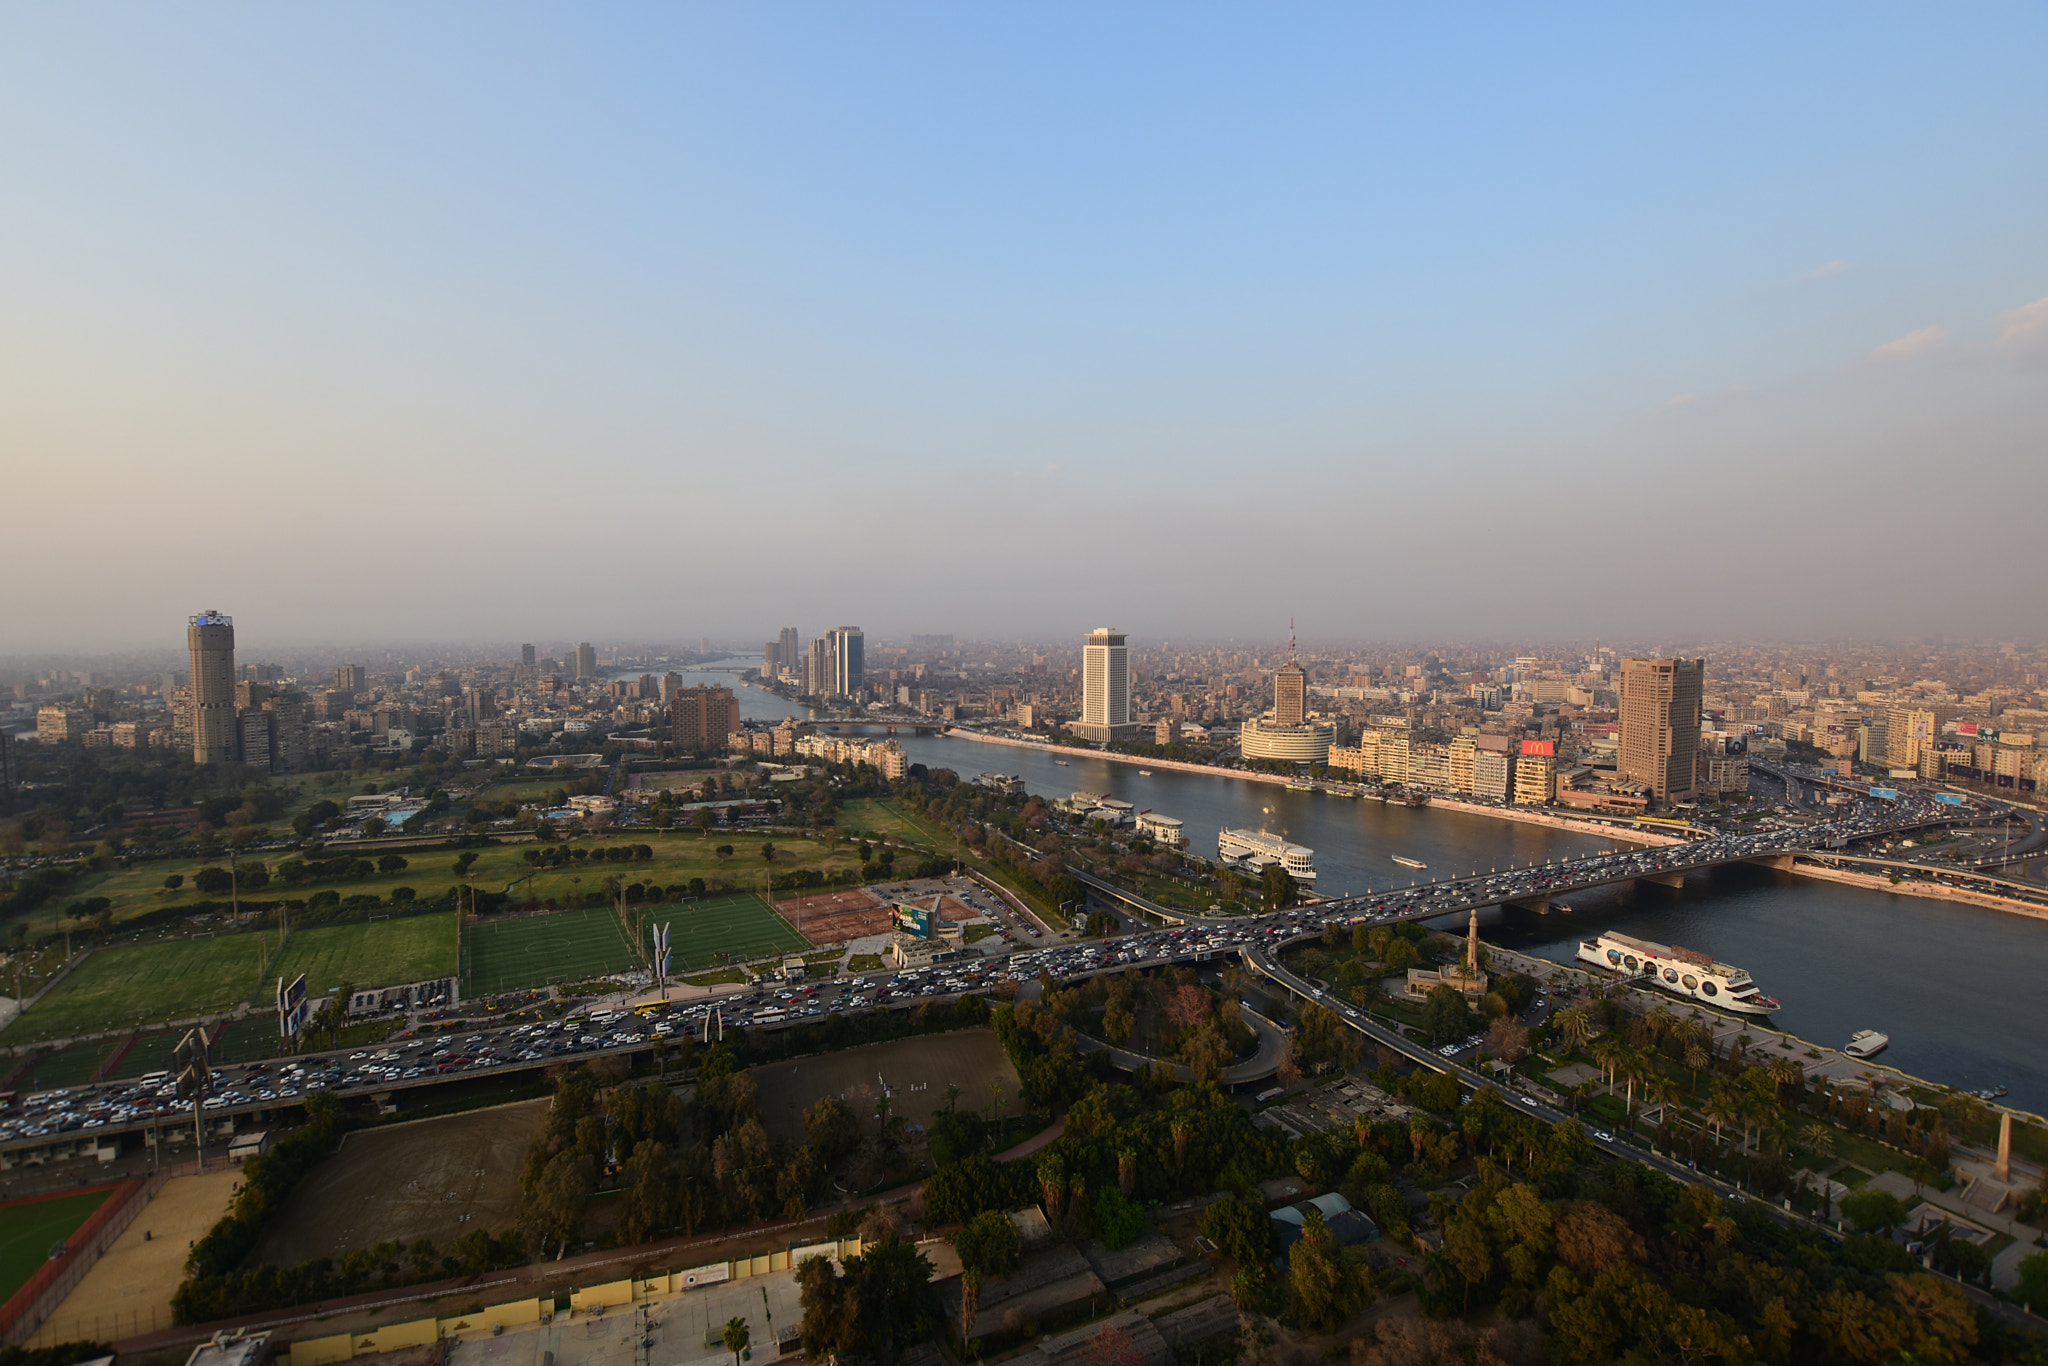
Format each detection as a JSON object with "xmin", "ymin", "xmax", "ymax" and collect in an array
[
  {"xmin": 653, "ymin": 923, "xmax": 672, "ymax": 980},
  {"xmin": 277, "ymin": 972, "xmax": 309, "ymax": 1038},
  {"xmin": 1933, "ymin": 793, "xmax": 1966, "ymax": 807},
  {"xmin": 1868, "ymin": 787, "xmax": 1900, "ymax": 800},
  {"xmin": 894, "ymin": 903, "xmax": 935, "ymax": 938},
  {"xmin": 1519, "ymin": 739, "xmax": 1555, "ymax": 757}
]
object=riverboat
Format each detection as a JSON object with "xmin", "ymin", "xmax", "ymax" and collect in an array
[
  {"xmin": 1218, "ymin": 827, "xmax": 1317, "ymax": 883},
  {"xmin": 1845, "ymin": 1030, "xmax": 1890, "ymax": 1059},
  {"xmin": 1053, "ymin": 758, "xmax": 1069, "ymax": 766},
  {"xmin": 1392, "ymin": 856, "xmax": 1427, "ymax": 870},
  {"xmin": 1575, "ymin": 930, "xmax": 1779, "ymax": 1015}
]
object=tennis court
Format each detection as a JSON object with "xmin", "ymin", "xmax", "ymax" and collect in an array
[
  {"xmin": 646, "ymin": 893, "xmax": 808, "ymax": 973},
  {"xmin": 461, "ymin": 905, "xmax": 643, "ymax": 996}
]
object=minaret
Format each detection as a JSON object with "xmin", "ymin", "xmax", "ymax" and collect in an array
[{"xmin": 1466, "ymin": 906, "xmax": 1480, "ymax": 976}]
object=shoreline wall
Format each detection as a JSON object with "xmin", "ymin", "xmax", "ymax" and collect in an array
[{"xmin": 939, "ymin": 730, "xmax": 2045, "ymax": 922}]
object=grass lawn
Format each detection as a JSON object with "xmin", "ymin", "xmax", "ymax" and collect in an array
[
  {"xmin": 834, "ymin": 798, "xmax": 938, "ymax": 844},
  {"xmin": 462, "ymin": 906, "xmax": 641, "ymax": 997},
  {"xmin": 4, "ymin": 934, "xmax": 278, "ymax": 1043},
  {"xmin": 0, "ymin": 1189, "xmax": 116, "ymax": 1302},
  {"xmin": 273, "ymin": 913, "xmax": 458, "ymax": 996},
  {"xmin": 649, "ymin": 893, "xmax": 808, "ymax": 974},
  {"xmin": 52, "ymin": 830, "xmax": 875, "ymax": 935}
]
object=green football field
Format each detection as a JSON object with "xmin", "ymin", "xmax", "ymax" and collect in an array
[
  {"xmin": 647, "ymin": 893, "xmax": 808, "ymax": 974},
  {"xmin": 0, "ymin": 1189, "xmax": 115, "ymax": 1303},
  {"xmin": 461, "ymin": 906, "xmax": 642, "ymax": 997},
  {"xmin": 4, "ymin": 934, "xmax": 276, "ymax": 1043},
  {"xmin": 272, "ymin": 913, "xmax": 457, "ymax": 997}
]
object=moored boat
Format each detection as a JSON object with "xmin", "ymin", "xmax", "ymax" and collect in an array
[
  {"xmin": 1575, "ymin": 930, "xmax": 1779, "ymax": 1015},
  {"xmin": 1845, "ymin": 1030, "xmax": 1889, "ymax": 1059},
  {"xmin": 1218, "ymin": 827, "xmax": 1317, "ymax": 883}
]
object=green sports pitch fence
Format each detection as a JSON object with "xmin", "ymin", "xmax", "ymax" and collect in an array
[
  {"xmin": 642, "ymin": 892, "xmax": 810, "ymax": 976},
  {"xmin": 460, "ymin": 905, "xmax": 643, "ymax": 997},
  {"xmin": 460, "ymin": 895, "xmax": 810, "ymax": 998}
]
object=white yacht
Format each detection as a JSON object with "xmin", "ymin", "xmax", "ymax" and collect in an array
[
  {"xmin": 1218, "ymin": 828, "xmax": 1317, "ymax": 883},
  {"xmin": 1392, "ymin": 856, "xmax": 1427, "ymax": 870},
  {"xmin": 1575, "ymin": 930, "xmax": 1779, "ymax": 1015}
]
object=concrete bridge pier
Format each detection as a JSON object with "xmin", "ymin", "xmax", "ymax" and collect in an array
[
  {"xmin": 1746, "ymin": 853, "xmax": 1797, "ymax": 873},
  {"xmin": 1635, "ymin": 871, "xmax": 1686, "ymax": 890},
  {"xmin": 1506, "ymin": 897, "xmax": 1564, "ymax": 914}
]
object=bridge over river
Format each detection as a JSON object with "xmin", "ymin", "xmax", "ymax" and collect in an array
[{"xmin": 1068, "ymin": 792, "xmax": 2018, "ymax": 929}]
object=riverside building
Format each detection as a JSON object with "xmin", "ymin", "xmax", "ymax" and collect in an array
[{"xmin": 1074, "ymin": 628, "xmax": 1138, "ymax": 742}]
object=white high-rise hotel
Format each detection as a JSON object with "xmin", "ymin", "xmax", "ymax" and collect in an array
[{"xmin": 1076, "ymin": 628, "xmax": 1132, "ymax": 742}]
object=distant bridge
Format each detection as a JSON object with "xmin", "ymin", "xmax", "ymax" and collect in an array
[
  {"xmin": 807, "ymin": 717, "xmax": 949, "ymax": 733},
  {"xmin": 1061, "ymin": 800, "xmax": 2012, "ymax": 930}
]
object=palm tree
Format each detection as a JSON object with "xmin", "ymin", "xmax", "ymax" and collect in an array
[
  {"xmin": 1764, "ymin": 1055, "xmax": 1796, "ymax": 1103},
  {"xmin": 1801, "ymin": 1122, "xmax": 1836, "ymax": 1165},
  {"xmin": 1647, "ymin": 1005, "xmax": 1677, "ymax": 1051},
  {"xmin": 1704, "ymin": 1084, "xmax": 1739, "ymax": 1151},
  {"xmin": 1591, "ymin": 1036, "xmax": 1625, "ymax": 1096},
  {"xmin": 1682, "ymin": 1039, "xmax": 1710, "ymax": 1095},
  {"xmin": 722, "ymin": 1317, "xmax": 750, "ymax": 1366},
  {"xmin": 1553, "ymin": 1005, "xmax": 1593, "ymax": 1055},
  {"xmin": 1620, "ymin": 1049, "xmax": 1648, "ymax": 1134}
]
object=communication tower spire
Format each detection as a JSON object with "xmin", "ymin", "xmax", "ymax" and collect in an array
[{"xmin": 1288, "ymin": 617, "xmax": 1297, "ymax": 665}]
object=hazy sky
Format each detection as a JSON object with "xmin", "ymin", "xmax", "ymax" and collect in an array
[{"xmin": 5, "ymin": 5, "xmax": 2045, "ymax": 654}]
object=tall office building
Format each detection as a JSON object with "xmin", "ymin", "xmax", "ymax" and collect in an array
[
  {"xmin": 188, "ymin": 610, "xmax": 238, "ymax": 765},
  {"xmin": 764, "ymin": 642, "xmax": 780, "ymax": 678},
  {"xmin": 1076, "ymin": 628, "xmax": 1132, "ymax": 742},
  {"xmin": 1273, "ymin": 623, "xmax": 1306, "ymax": 727},
  {"xmin": 671, "ymin": 684, "xmax": 741, "ymax": 751},
  {"xmin": 520, "ymin": 643, "xmax": 537, "ymax": 670},
  {"xmin": 830, "ymin": 627, "xmax": 864, "ymax": 697},
  {"xmin": 1619, "ymin": 657, "xmax": 1704, "ymax": 803},
  {"xmin": 806, "ymin": 638, "xmax": 831, "ymax": 697},
  {"xmin": 778, "ymin": 627, "xmax": 800, "ymax": 675},
  {"xmin": 334, "ymin": 664, "xmax": 364, "ymax": 694},
  {"xmin": 575, "ymin": 643, "xmax": 597, "ymax": 679},
  {"xmin": 1885, "ymin": 706, "xmax": 1942, "ymax": 771}
]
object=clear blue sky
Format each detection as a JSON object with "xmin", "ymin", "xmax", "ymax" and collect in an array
[{"xmin": 4, "ymin": 5, "xmax": 2044, "ymax": 651}]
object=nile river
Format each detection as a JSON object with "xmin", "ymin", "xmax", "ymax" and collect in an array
[{"xmin": 703, "ymin": 668, "xmax": 2048, "ymax": 1113}]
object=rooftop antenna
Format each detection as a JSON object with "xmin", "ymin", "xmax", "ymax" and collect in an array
[{"xmin": 1288, "ymin": 618, "xmax": 1298, "ymax": 665}]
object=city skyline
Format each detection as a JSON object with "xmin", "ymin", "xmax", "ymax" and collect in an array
[{"xmin": 4, "ymin": 7, "xmax": 2045, "ymax": 649}]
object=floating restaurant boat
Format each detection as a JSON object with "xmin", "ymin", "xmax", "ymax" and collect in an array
[
  {"xmin": 1218, "ymin": 827, "xmax": 1317, "ymax": 883},
  {"xmin": 1575, "ymin": 930, "xmax": 1779, "ymax": 1015},
  {"xmin": 1845, "ymin": 1030, "xmax": 1890, "ymax": 1059}
]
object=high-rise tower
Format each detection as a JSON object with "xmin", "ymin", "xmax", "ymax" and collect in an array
[
  {"xmin": 187, "ymin": 610, "xmax": 238, "ymax": 765},
  {"xmin": 1619, "ymin": 657, "xmax": 1705, "ymax": 803},
  {"xmin": 830, "ymin": 627, "xmax": 864, "ymax": 697},
  {"xmin": 1273, "ymin": 620, "xmax": 1306, "ymax": 727},
  {"xmin": 1077, "ymin": 628, "xmax": 1132, "ymax": 742}
]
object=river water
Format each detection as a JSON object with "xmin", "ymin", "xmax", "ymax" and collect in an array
[{"xmin": 696, "ymin": 665, "xmax": 2048, "ymax": 1112}]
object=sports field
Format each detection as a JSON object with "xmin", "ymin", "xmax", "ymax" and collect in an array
[
  {"xmin": 273, "ymin": 913, "xmax": 457, "ymax": 996},
  {"xmin": 0, "ymin": 1188, "xmax": 115, "ymax": 1303},
  {"xmin": 4, "ymin": 935, "xmax": 275, "ymax": 1043},
  {"xmin": 647, "ymin": 893, "xmax": 808, "ymax": 973},
  {"xmin": 461, "ymin": 906, "xmax": 642, "ymax": 996}
]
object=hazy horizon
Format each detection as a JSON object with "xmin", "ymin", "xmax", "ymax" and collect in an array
[{"xmin": 5, "ymin": 6, "xmax": 2044, "ymax": 651}]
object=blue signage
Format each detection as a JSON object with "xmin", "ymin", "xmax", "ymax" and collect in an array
[
  {"xmin": 1868, "ymin": 787, "xmax": 1899, "ymax": 800},
  {"xmin": 1933, "ymin": 793, "xmax": 1966, "ymax": 807}
]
